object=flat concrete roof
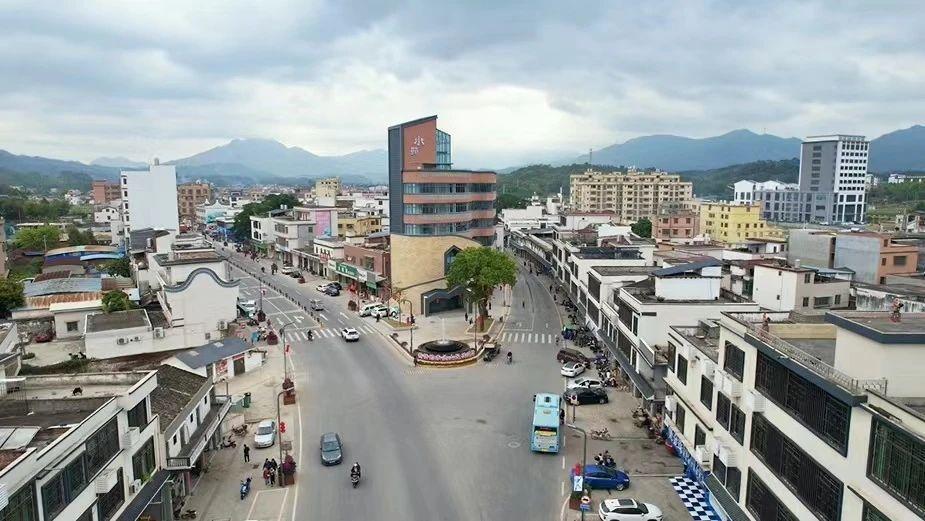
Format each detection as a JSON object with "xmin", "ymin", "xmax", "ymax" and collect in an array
[
  {"xmin": 827, "ymin": 311, "xmax": 925, "ymax": 343},
  {"xmin": 86, "ymin": 309, "xmax": 149, "ymax": 333}
]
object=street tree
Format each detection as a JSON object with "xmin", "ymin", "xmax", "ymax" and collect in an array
[
  {"xmin": 66, "ymin": 225, "xmax": 96, "ymax": 246},
  {"xmin": 231, "ymin": 194, "xmax": 300, "ymax": 241},
  {"xmin": 631, "ymin": 217, "xmax": 652, "ymax": 238},
  {"xmin": 101, "ymin": 291, "xmax": 133, "ymax": 313},
  {"xmin": 103, "ymin": 256, "xmax": 131, "ymax": 277},
  {"xmin": 445, "ymin": 247, "xmax": 517, "ymax": 332},
  {"xmin": 0, "ymin": 279, "xmax": 24, "ymax": 317},
  {"xmin": 14, "ymin": 225, "xmax": 61, "ymax": 251}
]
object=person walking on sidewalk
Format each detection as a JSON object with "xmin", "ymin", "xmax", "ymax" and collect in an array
[
  {"xmin": 263, "ymin": 467, "xmax": 271, "ymax": 486},
  {"xmin": 243, "ymin": 444, "xmax": 251, "ymax": 463}
]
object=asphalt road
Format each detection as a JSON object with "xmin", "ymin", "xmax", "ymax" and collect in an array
[{"xmin": 225, "ymin": 248, "xmax": 566, "ymax": 520}]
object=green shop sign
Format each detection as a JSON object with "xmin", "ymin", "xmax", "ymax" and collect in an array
[{"xmin": 335, "ymin": 262, "xmax": 359, "ymax": 278}]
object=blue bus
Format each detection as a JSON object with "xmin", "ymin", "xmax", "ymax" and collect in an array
[{"xmin": 531, "ymin": 393, "xmax": 562, "ymax": 453}]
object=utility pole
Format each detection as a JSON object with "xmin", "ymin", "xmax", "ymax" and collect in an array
[{"xmin": 567, "ymin": 423, "xmax": 589, "ymax": 521}]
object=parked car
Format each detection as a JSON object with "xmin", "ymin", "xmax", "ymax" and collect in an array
[
  {"xmin": 583, "ymin": 465, "xmax": 631, "ymax": 492},
  {"xmin": 309, "ymin": 299, "xmax": 325, "ymax": 311},
  {"xmin": 563, "ymin": 387, "xmax": 608, "ymax": 405},
  {"xmin": 341, "ymin": 328, "xmax": 360, "ymax": 341},
  {"xmin": 566, "ymin": 376, "xmax": 603, "ymax": 390},
  {"xmin": 325, "ymin": 286, "xmax": 341, "ymax": 296},
  {"xmin": 369, "ymin": 305, "xmax": 389, "ymax": 318},
  {"xmin": 33, "ymin": 330, "xmax": 54, "ymax": 343},
  {"xmin": 253, "ymin": 419, "xmax": 277, "ymax": 448},
  {"xmin": 556, "ymin": 348, "xmax": 590, "ymax": 365},
  {"xmin": 319, "ymin": 432, "xmax": 343, "ymax": 465},
  {"xmin": 560, "ymin": 361, "xmax": 586, "ymax": 378},
  {"xmin": 279, "ymin": 265, "xmax": 297, "ymax": 275},
  {"xmin": 329, "ymin": 282, "xmax": 343, "ymax": 291},
  {"xmin": 237, "ymin": 299, "xmax": 257, "ymax": 318},
  {"xmin": 287, "ymin": 270, "xmax": 302, "ymax": 278},
  {"xmin": 359, "ymin": 302, "xmax": 385, "ymax": 317},
  {"xmin": 598, "ymin": 498, "xmax": 662, "ymax": 520},
  {"xmin": 316, "ymin": 283, "xmax": 333, "ymax": 292}
]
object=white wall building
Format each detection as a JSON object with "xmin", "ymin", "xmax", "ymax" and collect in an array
[
  {"xmin": 121, "ymin": 164, "xmax": 180, "ymax": 234},
  {"xmin": 732, "ymin": 180, "xmax": 797, "ymax": 205},
  {"xmin": 751, "ymin": 262, "xmax": 851, "ymax": 314},
  {"xmin": 94, "ymin": 206, "xmax": 121, "ymax": 224}
]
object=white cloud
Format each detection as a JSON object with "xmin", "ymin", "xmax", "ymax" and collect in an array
[{"xmin": 0, "ymin": 0, "xmax": 922, "ymax": 166}]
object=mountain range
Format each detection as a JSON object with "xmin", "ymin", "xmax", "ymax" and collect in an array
[{"xmin": 0, "ymin": 125, "xmax": 922, "ymax": 190}]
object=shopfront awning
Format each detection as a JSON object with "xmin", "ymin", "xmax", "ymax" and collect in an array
[{"xmin": 116, "ymin": 470, "xmax": 170, "ymax": 521}]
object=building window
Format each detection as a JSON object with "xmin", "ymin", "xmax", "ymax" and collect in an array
[
  {"xmin": 66, "ymin": 321, "xmax": 79, "ymax": 332},
  {"xmin": 694, "ymin": 424, "xmax": 706, "ymax": 447},
  {"xmin": 700, "ymin": 376, "xmax": 713, "ymax": 410},
  {"xmin": 127, "ymin": 400, "xmax": 148, "ymax": 429},
  {"xmin": 730, "ymin": 404, "xmax": 746, "ymax": 444},
  {"xmin": 1, "ymin": 483, "xmax": 38, "ymax": 521},
  {"xmin": 755, "ymin": 350, "xmax": 850, "ymax": 453},
  {"xmin": 674, "ymin": 404, "xmax": 686, "ymax": 433},
  {"xmin": 835, "ymin": 294, "xmax": 841, "ymax": 305},
  {"xmin": 804, "ymin": 273, "xmax": 811, "ymax": 283},
  {"xmin": 751, "ymin": 414, "xmax": 843, "ymax": 521},
  {"xmin": 132, "ymin": 438, "xmax": 157, "ymax": 483},
  {"xmin": 723, "ymin": 341, "xmax": 745, "ymax": 381},
  {"xmin": 85, "ymin": 418, "xmax": 120, "ymax": 477},
  {"xmin": 746, "ymin": 470, "xmax": 799, "ymax": 521},
  {"xmin": 96, "ymin": 469, "xmax": 124, "ymax": 521},
  {"xmin": 716, "ymin": 393, "xmax": 731, "ymax": 431},
  {"xmin": 881, "ymin": 258, "xmax": 887, "ymax": 266},
  {"xmin": 894, "ymin": 256, "xmax": 907, "ymax": 266},
  {"xmin": 802, "ymin": 297, "xmax": 809, "ymax": 307},
  {"xmin": 676, "ymin": 355, "xmax": 688, "ymax": 384},
  {"xmin": 666, "ymin": 342, "xmax": 676, "ymax": 373},
  {"xmin": 862, "ymin": 504, "xmax": 890, "ymax": 521},
  {"xmin": 868, "ymin": 417, "xmax": 925, "ymax": 516}
]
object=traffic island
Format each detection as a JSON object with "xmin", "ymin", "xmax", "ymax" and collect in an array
[{"xmin": 413, "ymin": 339, "xmax": 479, "ymax": 366}]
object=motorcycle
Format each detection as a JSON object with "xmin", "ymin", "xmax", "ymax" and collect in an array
[
  {"xmin": 350, "ymin": 471, "xmax": 360, "ymax": 488},
  {"xmin": 590, "ymin": 428, "xmax": 612, "ymax": 440},
  {"xmin": 220, "ymin": 435, "xmax": 237, "ymax": 449},
  {"xmin": 232, "ymin": 424, "xmax": 248, "ymax": 437},
  {"xmin": 179, "ymin": 509, "xmax": 197, "ymax": 519},
  {"xmin": 240, "ymin": 477, "xmax": 252, "ymax": 500}
]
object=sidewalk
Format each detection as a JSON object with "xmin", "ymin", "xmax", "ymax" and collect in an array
[{"xmin": 184, "ymin": 318, "xmax": 302, "ymax": 521}]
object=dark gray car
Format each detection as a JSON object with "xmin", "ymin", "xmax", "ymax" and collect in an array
[{"xmin": 320, "ymin": 432, "xmax": 343, "ymax": 465}]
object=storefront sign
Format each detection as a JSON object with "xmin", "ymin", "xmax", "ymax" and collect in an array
[
  {"xmin": 335, "ymin": 262, "xmax": 359, "ymax": 279},
  {"xmin": 666, "ymin": 425, "xmax": 709, "ymax": 485},
  {"xmin": 327, "ymin": 259, "xmax": 337, "ymax": 272}
]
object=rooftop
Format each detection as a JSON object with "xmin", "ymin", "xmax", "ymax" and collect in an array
[
  {"xmin": 653, "ymin": 259, "xmax": 722, "ymax": 277},
  {"xmin": 86, "ymin": 309, "xmax": 150, "ymax": 333},
  {"xmin": 591, "ymin": 266, "xmax": 658, "ymax": 277},
  {"xmin": 173, "ymin": 338, "xmax": 252, "ymax": 369},
  {"xmin": 671, "ymin": 322, "xmax": 721, "ymax": 362},
  {"xmin": 23, "ymin": 278, "xmax": 102, "ymax": 297},
  {"xmin": 622, "ymin": 278, "xmax": 751, "ymax": 304},
  {"xmin": 573, "ymin": 247, "xmax": 644, "ymax": 261},
  {"xmin": 150, "ymin": 364, "xmax": 207, "ymax": 432},
  {"xmin": 20, "ymin": 292, "xmax": 105, "ymax": 311},
  {"xmin": 827, "ymin": 311, "xmax": 925, "ymax": 343},
  {"xmin": 153, "ymin": 250, "xmax": 223, "ymax": 266}
]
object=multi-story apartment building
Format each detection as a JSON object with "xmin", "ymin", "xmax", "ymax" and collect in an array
[
  {"xmin": 315, "ymin": 177, "xmax": 341, "ymax": 199},
  {"xmin": 92, "ymin": 179, "xmax": 122, "ymax": 204},
  {"xmin": 653, "ymin": 210, "xmax": 700, "ymax": 242},
  {"xmin": 0, "ymin": 371, "xmax": 162, "ymax": 521},
  {"xmin": 699, "ymin": 203, "xmax": 783, "ymax": 245},
  {"xmin": 177, "ymin": 182, "xmax": 212, "ymax": 221},
  {"xmin": 751, "ymin": 261, "xmax": 851, "ymax": 314},
  {"xmin": 569, "ymin": 168, "xmax": 693, "ymax": 224},
  {"xmin": 833, "ymin": 231, "xmax": 918, "ymax": 284},
  {"xmin": 121, "ymin": 162, "xmax": 180, "ymax": 235},
  {"xmin": 799, "ymin": 134, "xmax": 869, "ymax": 224},
  {"xmin": 664, "ymin": 310, "xmax": 925, "ymax": 521},
  {"xmin": 388, "ymin": 115, "xmax": 497, "ymax": 315},
  {"xmin": 734, "ymin": 179, "xmax": 836, "ymax": 223}
]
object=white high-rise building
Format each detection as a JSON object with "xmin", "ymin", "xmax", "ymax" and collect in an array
[
  {"xmin": 799, "ymin": 135, "xmax": 869, "ymax": 224},
  {"xmin": 121, "ymin": 163, "xmax": 180, "ymax": 233}
]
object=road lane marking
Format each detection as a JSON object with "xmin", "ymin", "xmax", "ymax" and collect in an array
[
  {"xmin": 339, "ymin": 312, "xmax": 349, "ymax": 320},
  {"xmin": 561, "ymin": 480, "xmax": 564, "ymax": 496},
  {"xmin": 319, "ymin": 313, "xmax": 328, "ymax": 321}
]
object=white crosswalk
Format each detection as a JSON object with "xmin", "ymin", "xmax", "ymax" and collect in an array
[
  {"xmin": 498, "ymin": 331, "xmax": 558, "ymax": 344},
  {"xmin": 284, "ymin": 324, "xmax": 378, "ymax": 343}
]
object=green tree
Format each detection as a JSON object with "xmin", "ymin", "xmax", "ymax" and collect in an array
[
  {"xmin": 66, "ymin": 225, "xmax": 96, "ymax": 246},
  {"xmin": 445, "ymin": 247, "xmax": 517, "ymax": 332},
  {"xmin": 101, "ymin": 291, "xmax": 133, "ymax": 313},
  {"xmin": 495, "ymin": 193, "xmax": 527, "ymax": 210},
  {"xmin": 14, "ymin": 225, "xmax": 61, "ymax": 251},
  {"xmin": 0, "ymin": 278, "xmax": 25, "ymax": 317},
  {"xmin": 103, "ymin": 256, "xmax": 131, "ymax": 277},
  {"xmin": 631, "ymin": 218, "xmax": 652, "ymax": 238},
  {"xmin": 231, "ymin": 194, "xmax": 300, "ymax": 241}
]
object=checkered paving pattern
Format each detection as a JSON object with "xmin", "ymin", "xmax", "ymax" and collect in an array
[{"xmin": 670, "ymin": 476, "xmax": 721, "ymax": 521}]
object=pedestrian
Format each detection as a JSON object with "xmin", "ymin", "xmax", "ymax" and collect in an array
[
  {"xmin": 243, "ymin": 444, "xmax": 251, "ymax": 462},
  {"xmin": 269, "ymin": 468, "xmax": 276, "ymax": 486},
  {"xmin": 522, "ymin": 300, "xmax": 525, "ymax": 308},
  {"xmin": 464, "ymin": 311, "xmax": 469, "ymax": 322},
  {"xmin": 263, "ymin": 467, "xmax": 271, "ymax": 486},
  {"xmin": 559, "ymin": 408, "xmax": 565, "ymax": 424},
  {"xmin": 270, "ymin": 458, "xmax": 278, "ymax": 475}
]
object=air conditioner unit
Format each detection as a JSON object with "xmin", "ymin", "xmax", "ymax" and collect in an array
[
  {"xmin": 664, "ymin": 395, "xmax": 676, "ymax": 413},
  {"xmin": 721, "ymin": 376, "xmax": 743, "ymax": 398},
  {"xmin": 695, "ymin": 445, "xmax": 713, "ymax": 466},
  {"xmin": 716, "ymin": 443, "xmax": 739, "ymax": 467},
  {"xmin": 129, "ymin": 479, "xmax": 142, "ymax": 494},
  {"xmin": 217, "ymin": 320, "xmax": 227, "ymax": 330},
  {"xmin": 153, "ymin": 327, "xmax": 165, "ymax": 339},
  {"xmin": 744, "ymin": 389, "xmax": 767, "ymax": 412},
  {"xmin": 122, "ymin": 427, "xmax": 139, "ymax": 447},
  {"xmin": 116, "ymin": 338, "xmax": 127, "ymax": 345},
  {"xmin": 96, "ymin": 470, "xmax": 119, "ymax": 493}
]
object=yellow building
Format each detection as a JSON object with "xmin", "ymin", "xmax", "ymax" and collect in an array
[
  {"xmin": 337, "ymin": 215, "xmax": 383, "ymax": 239},
  {"xmin": 699, "ymin": 202, "xmax": 785, "ymax": 244},
  {"xmin": 390, "ymin": 234, "xmax": 483, "ymax": 316}
]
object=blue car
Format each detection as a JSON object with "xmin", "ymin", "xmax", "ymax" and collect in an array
[{"xmin": 583, "ymin": 465, "xmax": 630, "ymax": 491}]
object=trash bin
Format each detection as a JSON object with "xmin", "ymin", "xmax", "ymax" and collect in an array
[{"xmin": 243, "ymin": 392, "xmax": 252, "ymax": 408}]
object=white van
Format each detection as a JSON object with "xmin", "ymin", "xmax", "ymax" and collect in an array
[
  {"xmin": 359, "ymin": 303, "xmax": 386, "ymax": 317},
  {"xmin": 309, "ymin": 299, "xmax": 324, "ymax": 311}
]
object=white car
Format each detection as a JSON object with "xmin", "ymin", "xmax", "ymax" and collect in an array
[
  {"xmin": 237, "ymin": 299, "xmax": 257, "ymax": 317},
  {"xmin": 341, "ymin": 328, "xmax": 360, "ymax": 342},
  {"xmin": 560, "ymin": 362, "xmax": 586, "ymax": 378},
  {"xmin": 253, "ymin": 419, "xmax": 277, "ymax": 448},
  {"xmin": 316, "ymin": 283, "xmax": 333, "ymax": 292},
  {"xmin": 280, "ymin": 265, "xmax": 297, "ymax": 274},
  {"xmin": 566, "ymin": 377, "xmax": 603, "ymax": 390},
  {"xmin": 598, "ymin": 498, "xmax": 663, "ymax": 521}
]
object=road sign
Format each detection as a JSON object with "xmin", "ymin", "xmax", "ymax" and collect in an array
[
  {"xmin": 579, "ymin": 502, "xmax": 591, "ymax": 512},
  {"xmin": 573, "ymin": 475, "xmax": 584, "ymax": 492}
]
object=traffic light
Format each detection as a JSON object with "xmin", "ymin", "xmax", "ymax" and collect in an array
[{"xmin": 280, "ymin": 422, "xmax": 287, "ymax": 434}]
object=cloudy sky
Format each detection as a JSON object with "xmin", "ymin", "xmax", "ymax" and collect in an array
[{"xmin": 0, "ymin": 0, "xmax": 923, "ymax": 168}]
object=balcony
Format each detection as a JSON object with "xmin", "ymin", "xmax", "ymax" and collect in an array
[{"xmin": 166, "ymin": 395, "xmax": 232, "ymax": 470}]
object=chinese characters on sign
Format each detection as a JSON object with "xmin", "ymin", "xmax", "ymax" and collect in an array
[{"xmin": 409, "ymin": 136, "xmax": 424, "ymax": 157}]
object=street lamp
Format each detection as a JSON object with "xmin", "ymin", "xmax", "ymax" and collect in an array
[
  {"xmin": 278, "ymin": 321, "xmax": 295, "ymax": 381},
  {"xmin": 275, "ymin": 389, "xmax": 286, "ymax": 485},
  {"xmin": 396, "ymin": 297, "xmax": 413, "ymax": 354},
  {"xmin": 566, "ymin": 423, "xmax": 589, "ymax": 521}
]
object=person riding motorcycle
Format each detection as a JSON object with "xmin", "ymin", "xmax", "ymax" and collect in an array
[
  {"xmin": 350, "ymin": 462, "xmax": 361, "ymax": 479},
  {"xmin": 506, "ymin": 351, "xmax": 513, "ymax": 364}
]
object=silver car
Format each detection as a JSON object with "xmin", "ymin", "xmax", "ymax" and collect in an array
[{"xmin": 253, "ymin": 419, "xmax": 276, "ymax": 448}]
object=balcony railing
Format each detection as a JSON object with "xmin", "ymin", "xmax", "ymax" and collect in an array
[
  {"xmin": 166, "ymin": 395, "xmax": 232, "ymax": 470},
  {"xmin": 740, "ymin": 322, "xmax": 888, "ymax": 396}
]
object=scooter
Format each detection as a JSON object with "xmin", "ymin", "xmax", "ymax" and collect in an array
[
  {"xmin": 240, "ymin": 477, "xmax": 252, "ymax": 500},
  {"xmin": 179, "ymin": 509, "xmax": 197, "ymax": 519},
  {"xmin": 350, "ymin": 471, "xmax": 360, "ymax": 488},
  {"xmin": 590, "ymin": 428, "xmax": 613, "ymax": 440},
  {"xmin": 232, "ymin": 424, "xmax": 248, "ymax": 436},
  {"xmin": 220, "ymin": 435, "xmax": 237, "ymax": 449}
]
